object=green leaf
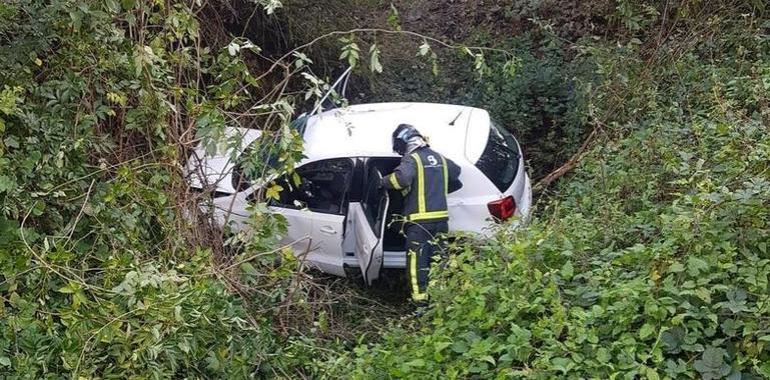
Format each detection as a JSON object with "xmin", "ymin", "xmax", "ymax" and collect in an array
[
  {"xmin": 596, "ymin": 347, "xmax": 611, "ymax": 363},
  {"xmin": 480, "ymin": 355, "xmax": 495, "ymax": 365},
  {"xmin": 695, "ymin": 287, "xmax": 712, "ymax": 303},
  {"xmin": 418, "ymin": 41, "xmax": 431, "ymax": 56},
  {"xmin": 550, "ymin": 357, "xmax": 574, "ymax": 374},
  {"xmin": 0, "ymin": 175, "xmax": 14, "ymax": 193},
  {"xmin": 693, "ymin": 347, "xmax": 731, "ymax": 379},
  {"xmin": 687, "ymin": 257, "xmax": 709, "ymax": 275},
  {"xmin": 645, "ymin": 366, "xmax": 660, "ymax": 380},
  {"xmin": 104, "ymin": 0, "xmax": 120, "ymax": 13},
  {"xmin": 121, "ymin": 0, "xmax": 136, "ymax": 10},
  {"xmin": 387, "ymin": 3, "xmax": 401, "ymax": 30},
  {"xmin": 339, "ymin": 37, "xmax": 360, "ymax": 68},
  {"xmin": 639, "ymin": 323, "xmax": 655, "ymax": 340},
  {"xmin": 57, "ymin": 285, "xmax": 75, "ymax": 294},
  {"xmin": 451, "ymin": 340, "xmax": 468, "ymax": 353},
  {"xmin": 240, "ymin": 262, "xmax": 258, "ymax": 276},
  {"xmin": 668, "ymin": 262, "xmax": 685, "ymax": 273},
  {"xmin": 405, "ymin": 359, "xmax": 425, "ymax": 367},
  {"xmin": 369, "ymin": 44, "xmax": 383, "ymax": 73},
  {"xmin": 265, "ymin": 183, "xmax": 283, "ymax": 200},
  {"xmin": 0, "ymin": 357, "xmax": 10, "ymax": 367}
]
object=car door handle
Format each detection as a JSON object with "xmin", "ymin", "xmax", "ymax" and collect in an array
[{"xmin": 319, "ymin": 226, "xmax": 337, "ymax": 235}]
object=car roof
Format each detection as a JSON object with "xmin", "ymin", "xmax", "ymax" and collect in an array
[{"xmin": 301, "ymin": 103, "xmax": 491, "ymax": 164}]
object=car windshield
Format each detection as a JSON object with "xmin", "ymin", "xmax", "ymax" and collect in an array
[
  {"xmin": 232, "ymin": 116, "xmax": 307, "ymax": 192},
  {"xmin": 474, "ymin": 122, "xmax": 520, "ymax": 192},
  {"xmin": 231, "ymin": 136, "xmax": 282, "ymax": 191}
]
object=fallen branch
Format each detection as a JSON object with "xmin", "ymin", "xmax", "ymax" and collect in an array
[{"xmin": 533, "ymin": 121, "xmax": 603, "ymax": 193}]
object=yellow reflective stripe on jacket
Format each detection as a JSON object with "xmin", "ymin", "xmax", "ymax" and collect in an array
[
  {"xmin": 441, "ymin": 156, "xmax": 448, "ymax": 196},
  {"xmin": 411, "ymin": 153, "xmax": 426, "ymax": 214},
  {"xmin": 408, "ymin": 210, "xmax": 449, "ymax": 221},
  {"xmin": 388, "ymin": 173, "xmax": 402, "ymax": 190}
]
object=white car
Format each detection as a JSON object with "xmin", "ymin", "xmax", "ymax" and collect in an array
[{"xmin": 187, "ymin": 103, "xmax": 532, "ymax": 284}]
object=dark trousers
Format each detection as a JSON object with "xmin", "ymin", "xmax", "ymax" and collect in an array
[{"xmin": 405, "ymin": 220, "xmax": 448, "ymax": 302}]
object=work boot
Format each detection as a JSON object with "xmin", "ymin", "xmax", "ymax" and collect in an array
[{"xmin": 412, "ymin": 300, "xmax": 429, "ymax": 317}]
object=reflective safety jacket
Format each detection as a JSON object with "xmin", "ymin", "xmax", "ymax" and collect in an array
[{"xmin": 381, "ymin": 146, "xmax": 462, "ymax": 223}]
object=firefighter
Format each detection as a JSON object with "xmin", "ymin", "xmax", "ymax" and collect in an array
[{"xmin": 381, "ymin": 123, "xmax": 462, "ymax": 304}]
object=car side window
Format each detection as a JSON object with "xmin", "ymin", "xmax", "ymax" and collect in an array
[
  {"xmin": 361, "ymin": 169, "xmax": 386, "ymax": 238},
  {"xmin": 269, "ymin": 158, "xmax": 354, "ymax": 215}
]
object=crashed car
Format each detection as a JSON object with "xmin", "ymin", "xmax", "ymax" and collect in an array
[{"xmin": 187, "ymin": 103, "xmax": 532, "ymax": 284}]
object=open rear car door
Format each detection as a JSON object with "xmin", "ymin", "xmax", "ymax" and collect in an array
[{"xmin": 351, "ymin": 170, "xmax": 390, "ymax": 285}]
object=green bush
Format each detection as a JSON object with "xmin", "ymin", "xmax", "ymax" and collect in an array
[
  {"xmin": 322, "ymin": 7, "xmax": 770, "ymax": 379},
  {"xmin": 2, "ymin": 1, "xmax": 768, "ymax": 378},
  {"xmin": 0, "ymin": 1, "xmax": 317, "ymax": 377},
  {"xmin": 328, "ymin": 113, "xmax": 770, "ymax": 380},
  {"xmin": 467, "ymin": 36, "xmax": 597, "ymax": 178}
]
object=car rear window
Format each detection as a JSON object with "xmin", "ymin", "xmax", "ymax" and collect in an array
[{"xmin": 474, "ymin": 122, "xmax": 520, "ymax": 192}]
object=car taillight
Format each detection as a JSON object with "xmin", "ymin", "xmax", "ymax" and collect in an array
[{"xmin": 487, "ymin": 196, "xmax": 516, "ymax": 221}]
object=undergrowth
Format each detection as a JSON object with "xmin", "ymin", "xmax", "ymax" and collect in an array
[
  {"xmin": 1, "ymin": 0, "xmax": 768, "ymax": 379},
  {"xmin": 319, "ymin": 4, "xmax": 770, "ymax": 379}
]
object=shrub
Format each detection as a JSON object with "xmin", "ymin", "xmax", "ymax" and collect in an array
[{"xmin": 323, "ymin": 6, "xmax": 770, "ymax": 379}]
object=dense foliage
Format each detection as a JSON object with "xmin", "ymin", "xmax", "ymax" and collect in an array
[
  {"xmin": 0, "ymin": 0, "xmax": 312, "ymax": 377},
  {"xmin": 1, "ymin": 0, "xmax": 768, "ymax": 379},
  {"xmin": 323, "ymin": 5, "xmax": 770, "ymax": 378},
  {"xmin": 334, "ymin": 119, "xmax": 770, "ymax": 378}
]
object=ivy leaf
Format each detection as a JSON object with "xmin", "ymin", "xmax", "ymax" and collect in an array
[
  {"xmin": 719, "ymin": 289, "xmax": 748, "ymax": 313},
  {"xmin": 57, "ymin": 284, "xmax": 76, "ymax": 294},
  {"xmin": 693, "ymin": 347, "xmax": 731, "ymax": 380},
  {"xmin": 639, "ymin": 323, "xmax": 655, "ymax": 340},
  {"xmin": 0, "ymin": 175, "xmax": 15, "ymax": 193},
  {"xmin": 661, "ymin": 327, "xmax": 685, "ymax": 354},
  {"xmin": 686, "ymin": 256, "xmax": 709, "ymax": 276},
  {"xmin": 550, "ymin": 357, "xmax": 574, "ymax": 374},
  {"xmin": 645, "ymin": 366, "xmax": 661, "ymax": 380},
  {"xmin": 668, "ymin": 261, "xmax": 685, "ymax": 273},
  {"xmin": 596, "ymin": 348, "xmax": 611, "ymax": 363},
  {"xmin": 451, "ymin": 340, "xmax": 468, "ymax": 353},
  {"xmin": 480, "ymin": 355, "xmax": 496, "ymax": 365},
  {"xmin": 695, "ymin": 287, "xmax": 712, "ymax": 303}
]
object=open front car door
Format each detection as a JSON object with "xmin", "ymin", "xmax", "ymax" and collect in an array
[{"xmin": 351, "ymin": 170, "xmax": 390, "ymax": 285}]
